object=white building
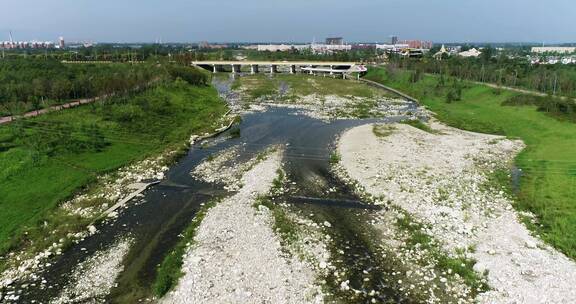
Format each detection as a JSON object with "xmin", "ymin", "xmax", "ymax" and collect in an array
[
  {"xmin": 458, "ymin": 48, "xmax": 482, "ymax": 58},
  {"xmin": 257, "ymin": 44, "xmax": 309, "ymax": 52},
  {"xmin": 531, "ymin": 47, "xmax": 576, "ymax": 54},
  {"xmin": 433, "ymin": 44, "xmax": 449, "ymax": 60},
  {"xmin": 376, "ymin": 44, "xmax": 410, "ymax": 51},
  {"xmin": 310, "ymin": 44, "xmax": 351, "ymax": 53}
]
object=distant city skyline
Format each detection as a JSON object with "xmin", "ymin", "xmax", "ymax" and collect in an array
[{"xmin": 1, "ymin": 0, "xmax": 575, "ymax": 44}]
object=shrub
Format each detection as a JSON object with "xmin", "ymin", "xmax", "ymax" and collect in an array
[{"xmin": 167, "ymin": 66, "xmax": 210, "ymax": 86}]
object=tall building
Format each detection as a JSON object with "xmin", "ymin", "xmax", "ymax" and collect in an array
[
  {"xmin": 399, "ymin": 40, "xmax": 433, "ymax": 49},
  {"xmin": 59, "ymin": 37, "xmax": 65, "ymax": 49},
  {"xmin": 391, "ymin": 35, "xmax": 398, "ymax": 45},
  {"xmin": 325, "ymin": 37, "xmax": 344, "ymax": 45}
]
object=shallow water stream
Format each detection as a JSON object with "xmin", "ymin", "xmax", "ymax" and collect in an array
[{"xmin": 11, "ymin": 76, "xmax": 421, "ymax": 303}]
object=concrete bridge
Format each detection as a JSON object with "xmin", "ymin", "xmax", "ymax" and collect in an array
[{"xmin": 191, "ymin": 61, "xmax": 366, "ymax": 77}]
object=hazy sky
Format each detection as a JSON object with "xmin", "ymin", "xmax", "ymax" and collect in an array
[{"xmin": 1, "ymin": 0, "xmax": 574, "ymax": 43}]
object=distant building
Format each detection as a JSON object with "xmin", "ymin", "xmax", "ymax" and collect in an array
[
  {"xmin": 375, "ymin": 44, "xmax": 410, "ymax": 52},
  {"xmin": 531, "ymin": 47, "xmax": 576, "ymax": 54},
  {"xmin": 59, "ymin": 37, "xmax": 65, "ymax": 49},
  {"xmin": 351, "ymin": 44, "xmax": 376, "ymax": 50},
  {"xmin": 391, "ymin": 36, "xmax": 398, "ymax": 45},
  {"xmin": 325, "ymin": 37, "xmax": 344, "ymax": 45},
  {"xmin": 458, "ymin": 48, "xmax": 482, "ymax": 58},
  {"xmin": 400, "ymin": 48, "xmax": 425, "ymax": 58},
  {"xmin": 0, "ymin": 40, "xmax": 54, "ymax": 49},
  {"xmin": 399, "ymin": 40, "xmax": 433, "ymax": 49},
  {"xmin": 561, "ymin": 57, "xmax": 576, "ymax": 64},
  {"xmin": 257, "ymin": 44, "xmax": 309, "ymax": 52},
  {"xmin": 433, "ymin": 44, "xmax": 449, "ymax": 60},
  {"xmin": 311, "ymin": 44, "xmax": 351, "ymax": 54},
  {"xmin": 198, "ymin": 41, "xmax": 228, "ymax": 49}
]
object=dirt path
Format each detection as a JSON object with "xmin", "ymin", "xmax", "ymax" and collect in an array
[
  {"xmin": 0, "ymin": 97, "xmax": 102, "ymax": 125},
  {"xmin": 469, "ymin": 80, "xmax": 576, "ymax": 101},
  {"xmin": 337, "ymin": 122, "xmax": 576, "ymax": 303},
  {"xmin": 0, "ymin": 79, "xmax": 161, "ymax": 125}
]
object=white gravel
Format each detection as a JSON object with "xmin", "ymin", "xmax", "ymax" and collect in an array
[
  {"xmin": 252, "ymin": 94, "xmax": 421, "ymax": 121},
  {"xmin": 162, "ymin": 151, "xmax": 323, "ymax": 304},
  {"xmin": 337, "ymin": 122, "xmax": 576, "ymax": 303},
  {"xmin": 51, "ymin": 237, "xmax": 133, "ymax": 304}
]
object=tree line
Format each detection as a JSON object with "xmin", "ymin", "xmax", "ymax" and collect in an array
[
  {"xmin": 390, "ymin": 55, "xmax": 576, "ymax": 98},
  {"xmin": 378, "ymin": 63, "xmax": 576, "ymax": 122},
  {"xmin": 0, "ymin": 58, "xmax": 164, "ymax": 115}
]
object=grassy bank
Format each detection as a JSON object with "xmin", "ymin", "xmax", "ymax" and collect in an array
[
  {"xmin": 365, "ymin": 67, "xmax": 576, "ymax": 259},
  {"xmin": 0, "ymin": 79, "xmax": 228, "ymax": 260}
]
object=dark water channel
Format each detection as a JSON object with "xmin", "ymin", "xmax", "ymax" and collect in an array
[{"xmin": 12, "ymin": 78, "xmax": 421, "ymax": 303}]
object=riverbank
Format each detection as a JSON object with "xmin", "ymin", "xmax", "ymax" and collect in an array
[
  {"xmin": 364, "ymin": 67, "xmax": 576, "ymax": 260},
  {"xmin": 337, "ymin": 121, "xmax": 576, "ymax": 303},
  {"xmin": 0, "ymin": 80, "xmax": 229, "ymax": 295}
]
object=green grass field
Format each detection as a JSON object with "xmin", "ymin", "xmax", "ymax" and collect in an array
[
  {"xmin": 0, "ymin": 80, "xmax": 227, "ymax": 258},
  {"xmin": 365, "ymin": 67, "xmax": 576, "ymax": 259}
]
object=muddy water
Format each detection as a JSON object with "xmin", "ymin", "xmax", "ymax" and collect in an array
[{"xmin": 13, "ymin": 77, "xmax": 420, "ymax": 303}]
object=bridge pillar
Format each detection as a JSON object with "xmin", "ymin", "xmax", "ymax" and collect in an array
[
  {"xmin": 330, "ymin": 65, "xmax": 334, "ymax": 75},
  {"xmin": 251, "ymin": 65, "xmax": 259, "ymax": 74},
  {"xmin": 270, "ymin": 65, "xmax": 278, "ymax": 74},
  {"xmin": 212, "ymin": 65, "xmax": 217, "ymax": 73},
  {"xmin": 290, "ymin": 65, "xmax": 296, "ymax": 74},
  {"xmin": 231, "ymin": 64, "xmax": 242, "ymax": 73}
]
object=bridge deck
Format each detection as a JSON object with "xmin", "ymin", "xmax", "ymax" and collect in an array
[{"xmin": 192, "ymin": 61, "xmax": 357, "ymax": 66}]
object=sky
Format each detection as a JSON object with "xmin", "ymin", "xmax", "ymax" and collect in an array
[{"xmin": 1, "ymin": 0, "xmax": 574, "ymax": 43}]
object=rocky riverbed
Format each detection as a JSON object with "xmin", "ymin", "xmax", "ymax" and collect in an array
[
  {"xmin": 337, "ymin": 121, "xmax": 576, "ymax": 303},
  {"xmin": 214, "ymin": 74, "xmax": 426, "ymax": 122},
  {"xmin": 163, "ymin": 150, "xmax": 324, "ymax": 303},
  {"xmin": 51, "ymin": 237, "xmax": 133, "ymax": 304}
]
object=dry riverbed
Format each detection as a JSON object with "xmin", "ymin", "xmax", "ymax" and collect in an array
[
  {"xmin": 220, "ymin": 75, "xmax": 425, "ymax": 121},
  {"xmin": 337, "ymin": 121, "xmax": 576, "ymax": 303},
  {"xmin": 51, "ymin": 237, "xmax": 133, "ymax": 304},
  {"xmin": 163, "ymin": 150, "xmax": 324, "ymax": 303}
]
